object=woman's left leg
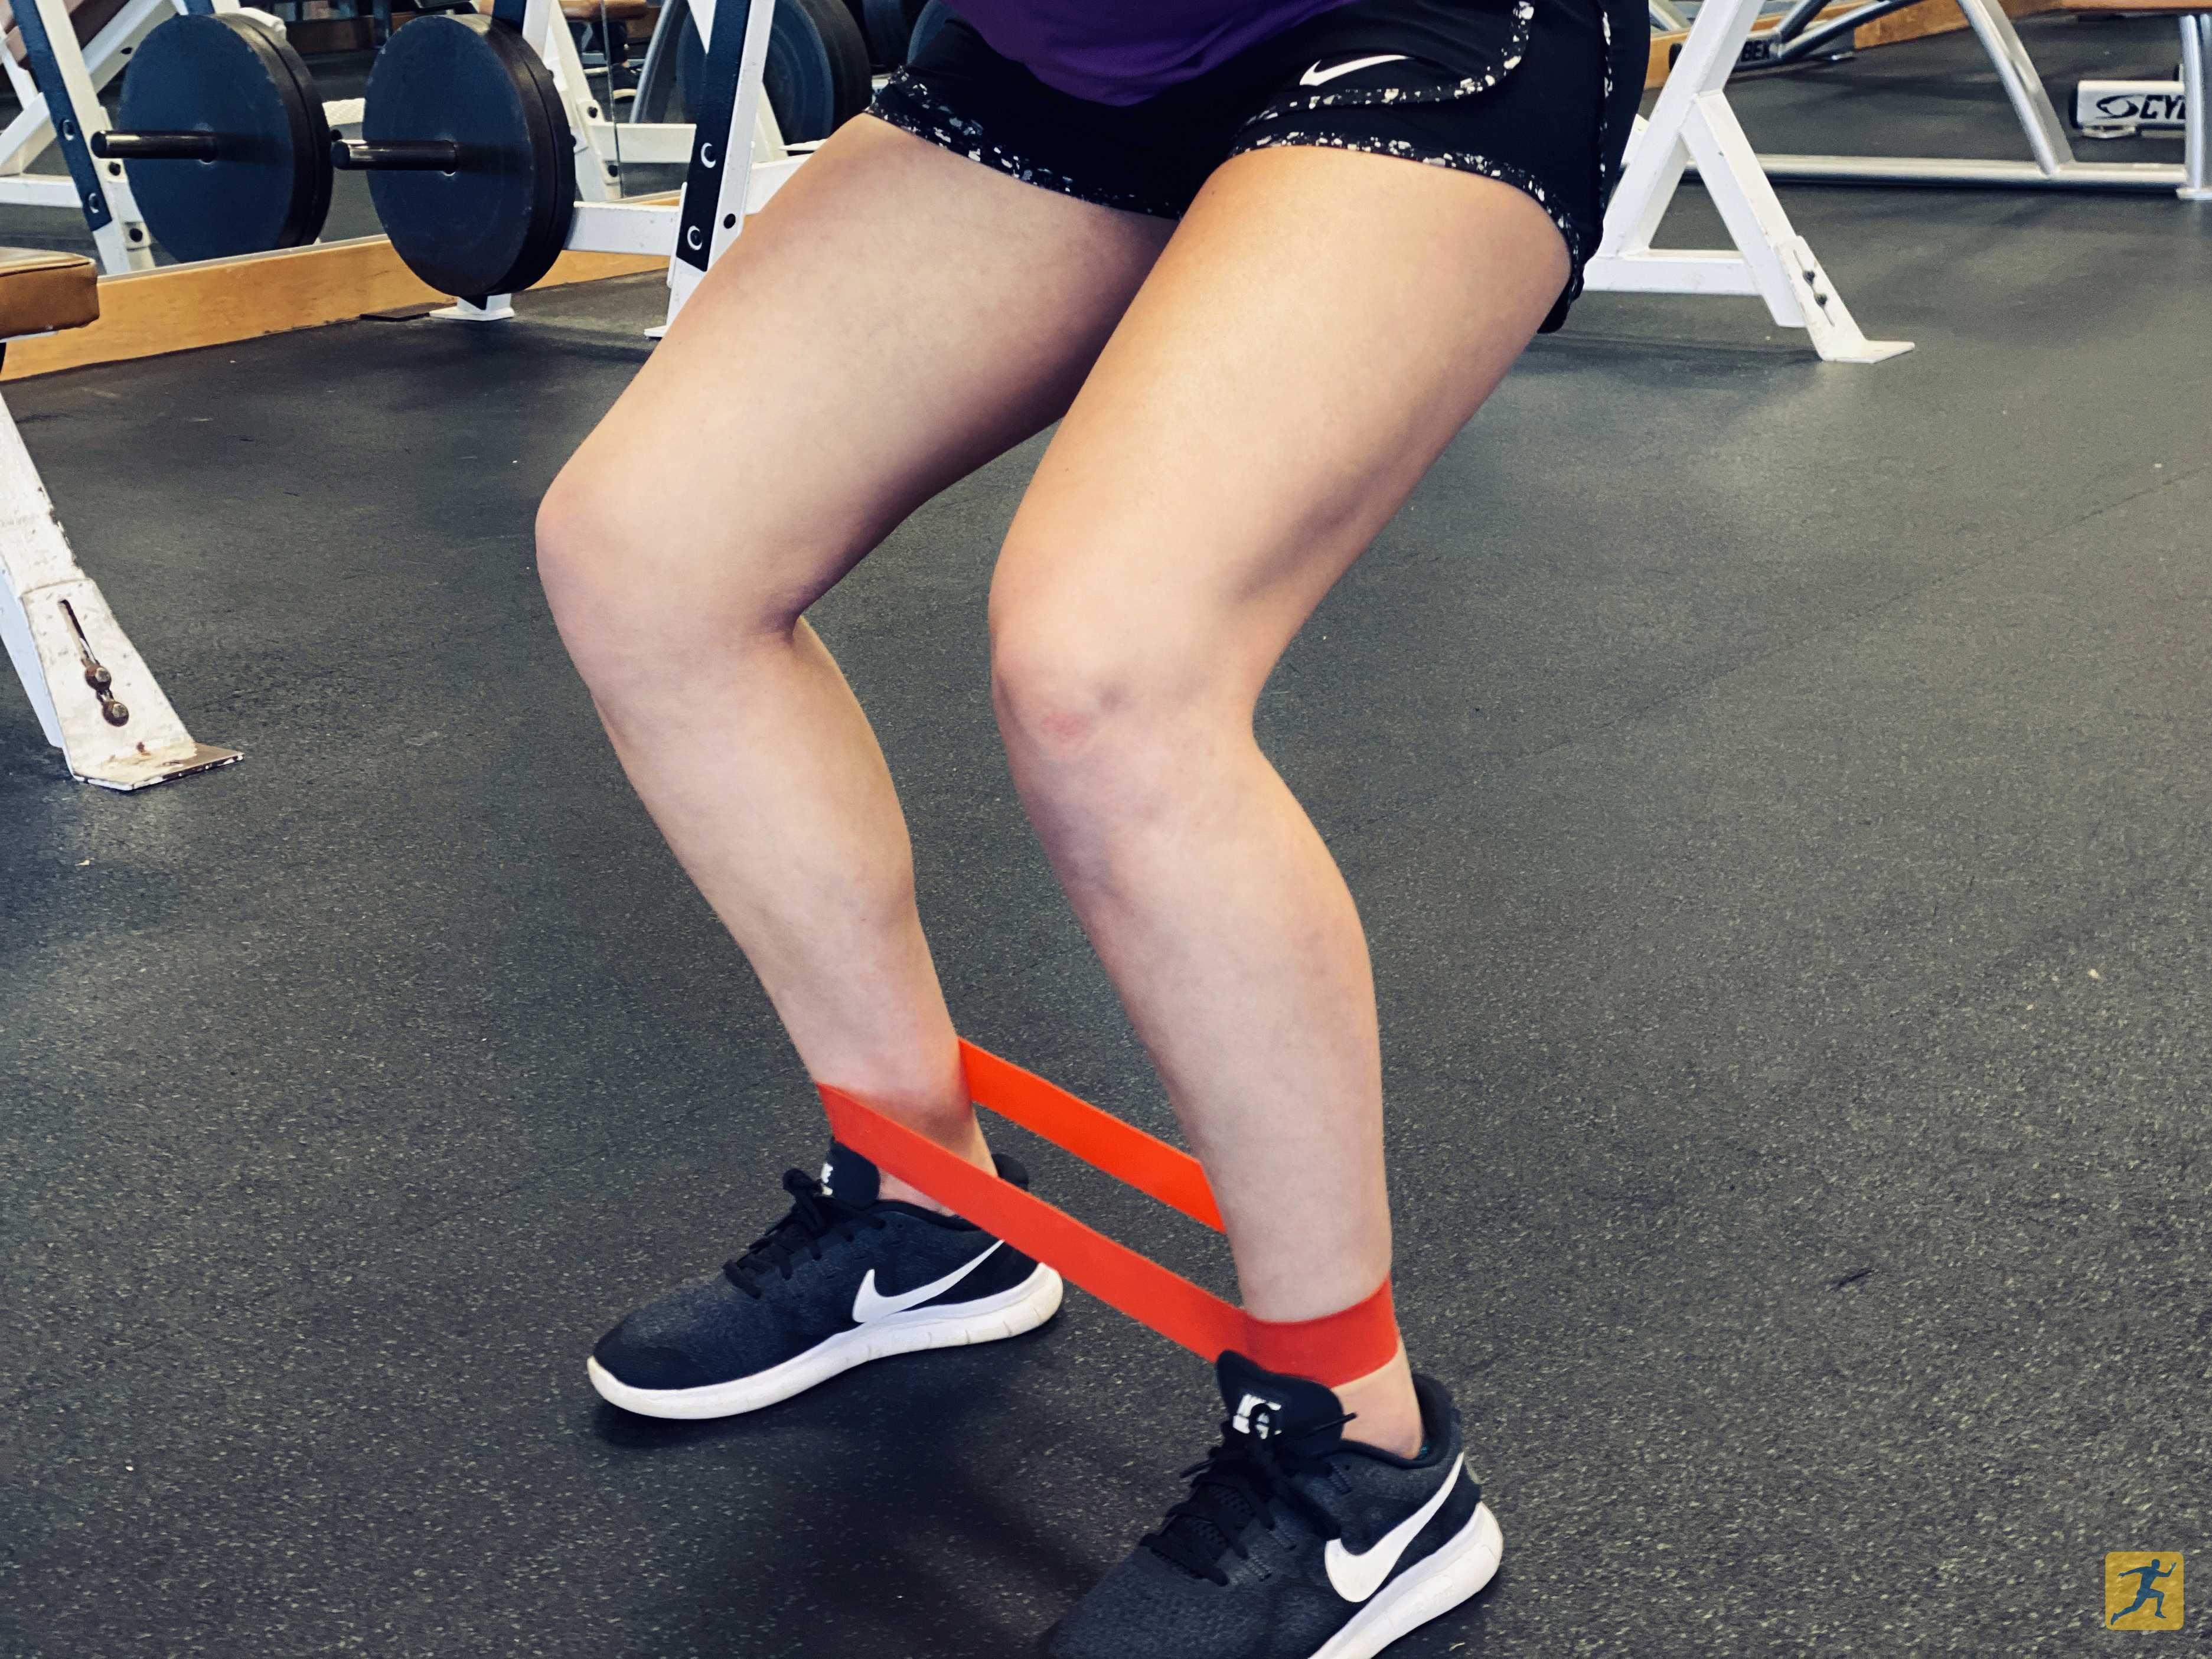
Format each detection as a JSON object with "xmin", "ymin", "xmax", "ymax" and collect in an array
[{"xmin": 991, "ymin": 143, "xmax": 1570, "ymax": 1457}]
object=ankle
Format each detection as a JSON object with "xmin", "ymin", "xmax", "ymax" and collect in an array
[
  {"xmin": 873, "ymin": 1116, "xmax": 993, "ymax": 1215},
  {"xmin": 813, "ymin": 1045, "xmax": 987, "ymax": 1214},
  {"xmin": 1332, "ymin": 1347, "xmax": 1423, "ymax": 1458}
]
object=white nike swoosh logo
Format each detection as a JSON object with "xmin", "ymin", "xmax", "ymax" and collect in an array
[
  {"xmin": 1300, "ymin": 53, "xmax": 1408, "ymax": 87},
  {"xmin": 851, "ymin": 1241, "xmax": 1003, "ymax": 1324},
  {"xmin": 1323, "ymin": 1454, "xmax": 1464, "ymax": 1604}
]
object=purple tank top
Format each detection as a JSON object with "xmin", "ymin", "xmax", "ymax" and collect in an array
[{"xmin": 946, "ymin": 1, "xmax": 1366, "ymax": 104}]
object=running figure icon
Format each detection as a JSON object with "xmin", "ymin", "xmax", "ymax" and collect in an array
[{"xmin": 2110, "ymin": 1559, "xmax": 2176, "ymax": 1625}]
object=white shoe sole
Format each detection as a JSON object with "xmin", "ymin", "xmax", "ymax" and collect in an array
[
  {"xmin": 1309, "ymin": 1500, "xmax": 1504, "ymax": 1659},
  {"xmin": 586, "ymin": 1264, "xmax": 1065, "ymax": 1420}
]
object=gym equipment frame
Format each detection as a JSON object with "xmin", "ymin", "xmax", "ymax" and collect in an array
[
  {"xmin": 0, "ymin": 395, "xmax": 237, "ymax": 788},
  {"xmin": 344, "ymin": 0, "xmax": 797, "ymax": 321},
  {"xmin": 1, "ymin": 0, "xmax": 167, "ymax": 270},
  {"xmin": 1752, "ymin": 0, "xmax": 2211, "ymax": 198},
  {"xmin": 2, "ymin": 256, "xmax": 236, "ymax": 788},
  {"xmin": 3, "ymin": 0, "xmax": 368, "ymax": 272},
  {"xmin": 1584, "ymin": 0, "xmax": 1915, "ymax": 363},
  {"xmin": 659, "ymin": 0, "xmax": 791, "ymax": 323}
]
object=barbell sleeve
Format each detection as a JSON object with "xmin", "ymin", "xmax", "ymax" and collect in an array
[
  {"xmin": 330, "ymin": 138, "xmax": 464, "ymax": 172},
  {"xmin": 90, "ymin": 130, "xmax": 224, "ymax": 161}
]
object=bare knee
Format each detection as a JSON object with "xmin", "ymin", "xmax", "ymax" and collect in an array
[
  {"xmin": 536, "ymin": 464, "xmax": 811, "ymax": 707},
  {"xmin": 535, "ymin": 467, "xmax": 624, "ymax": 659},
  {"xmin": 990, "ymin": 627, "xmax": 1133, "ymax": 780},
  {"xmin": 990, "ymin": 556, "xmax": 1232, "ymax": 833}
]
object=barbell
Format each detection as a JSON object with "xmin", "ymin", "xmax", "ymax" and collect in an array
[
  {"xmin": 87, "ymin": 0, "xmax": 871, "ymax": 295},
  {"xmin": 333, "ymin": 12, "xmax": 575, "ymax": 298},
  {"xmin": 89, "ymin": 11, "xmax": 332, "ymax": 261}
]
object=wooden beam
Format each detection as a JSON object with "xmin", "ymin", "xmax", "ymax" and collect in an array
[{"xmin": 0, "ymin": 228, "xmax": 670, "ymax": 382}]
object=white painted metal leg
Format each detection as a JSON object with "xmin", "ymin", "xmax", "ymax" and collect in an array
[
  {"xmin": 529, "ymin": 0, "xmax": 620, "ymax": 203},
  {"xmin": 1582, "ymin": 0, "xmax": 1911, "ymax": 361},
  {"xmin": 2181, "ymin": 15, "xmax": 2211, "ymax": 199},
  {"xmin": 0, "ymin": 0, "xmax": 166, "ymax": 179},
  {"xmin": 662, "ymin": 0, "xmax": 779, "ymax": 324},
  {"xmin": 432, "ymin": 295, "xmax": 518, "ymax": 322},
  {"xmin": 1, "ymin": 390, "xmax": 237, "ymax": 790},
  {"xmin": 16, "ymin": 0, "xmax": 157, "ymax": 273},
  {"xmin": 1689, "ymin": 90, "xmax": 1913, "ymax": 360},
  {"xmin": 1958, "ymin": 0, "xmax": 2076, "ymax": 175},
  {"xmin": 0, "ymin": 58, "xmax": 47, "ymax": 177}
]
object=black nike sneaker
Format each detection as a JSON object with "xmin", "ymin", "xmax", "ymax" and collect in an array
[
  {"xmin": 1045, "ymin": 1352, "xmax": 1502, "ymax": 1659},
  {"xmin": 587, "ymin": 1142, "xmax": 1062, "ymax": 1419}
]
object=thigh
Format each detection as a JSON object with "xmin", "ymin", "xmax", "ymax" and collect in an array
[
  {"xmin": 991, "ymin": 142, "xmax": 1568, "ymax": 701},
  {"xmin": 549, "ymin": 116, "xmax": 1173, "ymax": 629}
]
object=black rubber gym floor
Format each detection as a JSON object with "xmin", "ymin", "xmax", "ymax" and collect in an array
[{"xmin": 5, "ymin": 18, "xmax": 2208, "ymax": 1657}]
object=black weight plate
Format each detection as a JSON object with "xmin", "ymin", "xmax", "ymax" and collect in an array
[
  {"xmin": 831, "ymin": 0, "xmax": 867, "ymax": 63},
  {"xmin": 765, "ymin": 0, "xmax": 870, "ymax": 141},
  {"xmin": 856, "ymin": 0, "xmax": 908, "ymax": 69},
  {"xmin": 906, "ymin": 0, "xmax": 952, "ymax": 62},
  {"xmin": 674, "ymin": 12, "xmax": 705, "ymax": 123},
  {"xmin": 674, "ymin": 0, "xmax": 869, "ymax": 142},
  {"xmin": 360, "ymin": 14, "xmax": 574, "ymax": 298},
  {"xmin": 115, "ymin": 13, "xmax": 332, "ymax": 262}
]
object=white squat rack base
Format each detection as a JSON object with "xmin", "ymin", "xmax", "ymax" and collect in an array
[
  {"xmin": 1583, "ymin": 0, "xmax": 1914, "ymax": 363},
  {"xmin": 2, "ymin": 388, "xmax": 237, "ymax": 790}
]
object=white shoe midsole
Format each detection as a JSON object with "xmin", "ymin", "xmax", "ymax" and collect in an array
[
  {"xmin": 586, "ymin": 1265, "xmax": 1064, "ymax": 1420},
  {"xmin": 1310, "ymin": 1500, "xmax": 1504, "ymax": 1659}
]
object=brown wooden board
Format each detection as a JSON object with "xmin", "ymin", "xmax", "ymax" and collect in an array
[{"xmin": 0, "ymin": 221, "xmax": 672, "ymax": 381}]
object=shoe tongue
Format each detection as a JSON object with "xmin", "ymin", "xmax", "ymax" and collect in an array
[
  {"xmin": 817, "ymin": 1142, "xmax": 879, "ymax": 1207},
  {"xmin": 1215, "ymin": 1350, "xmax": 1346, "ymax": 1449}
]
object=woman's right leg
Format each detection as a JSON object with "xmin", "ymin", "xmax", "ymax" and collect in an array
[{"xmin": 538, "ymin": 118, "xmax": 1170, "ymax": 1193}]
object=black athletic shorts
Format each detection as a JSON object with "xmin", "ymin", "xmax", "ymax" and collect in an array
[{"xmin": 870, "ymin": 0, "xmax": 1648, "ymax": 331}]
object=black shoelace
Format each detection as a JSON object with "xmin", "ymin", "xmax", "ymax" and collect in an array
[
  {"xmin": 722, "ymin": 1169, "xmax": 887, "ymax": 1297},
  {"xmin": 1142, "ymin": 1412, "xmax": 1355, "ymax": 1585}
]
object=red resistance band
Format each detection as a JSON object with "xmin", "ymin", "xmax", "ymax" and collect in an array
[{"xmin": 817, "ymin": 1040, "xmax": 1398, "ymax": 1388}]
